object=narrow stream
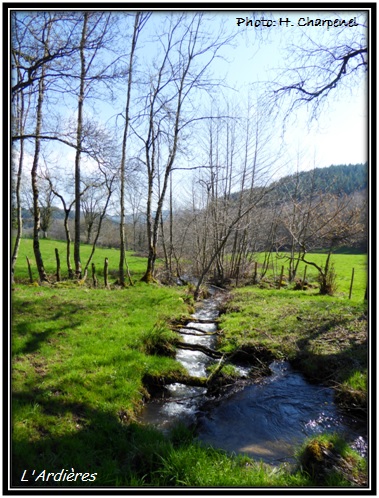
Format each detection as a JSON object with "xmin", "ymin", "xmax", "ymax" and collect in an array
[
  {"xmin": 140, "ymin": 292, "xmax": 367, "ymax": 465},
  {"xmin": 141, "ymin": 295, "xmax": 220, "ymax": 431}
]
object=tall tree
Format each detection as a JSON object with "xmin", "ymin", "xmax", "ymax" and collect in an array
[
  {"xmin": 138, "ymin": 13, "xmax": 232, "ymax": 283},
  {"xmin": 118, "ymin": 12, "xmax": 150, "ymax": 286},
  {"xmin": 30, "ymin": 13, "xmax": 55, "ymax": 283},
  {"xmin": 11, "ymin": 12, "xmax": 33, "ymax": 281},
  {"xmin": 71, "ymin": 11, "xmax": 118, "ymax": 278},
  {"xmin": 73, "ymin": 12, "xmax": 89, "ymax": 278}
]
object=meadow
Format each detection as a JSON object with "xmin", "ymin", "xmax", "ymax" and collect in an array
[
  {"xmin": 10, "ymin": 238, "xmax": 368, "ymax": 487},
  {"xmin": 254, "ymin": 251, "xmax": 367, "ymax": 302}
]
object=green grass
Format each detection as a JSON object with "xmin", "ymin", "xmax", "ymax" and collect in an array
[
  {"xmin": 11, "ymin": 243, "xmax": 193, "ymax": 485},
  {"xmin": 11, "ymin": 239, "xmax": 368, "ymax": 487},
  {"xmin": 12, "ymin": 237, "xmax": 148, "ymax": 283},
  {"xmin": 255, "ymin": 251, "xmax": 367, "ymax": 301},
  {"xmin": 218, "ymin": 285, "xmax": 368, "ymax": 412},
  {"xmin": 295, "ymin": 433, "xmax": 367, "ymax": 486}
]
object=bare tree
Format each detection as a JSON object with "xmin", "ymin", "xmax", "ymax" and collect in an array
[
  {"xmin": 118, "ymin": 12, "xmax": 150, "ymax": 286},
  {"xmin": 29, "ymin": 13, "xmax": 55, "ymax": 283},
  {"xmin": 82, "ymin": 164, "xmax": 117, "ymax": 280},
  {"xmin": 81, "ymin": 182, "xmax": 103, "ymax": 245},
  {"xmin": 271, "ymin": 14, "xmax": 367, "ymax": 117},
  {"xmin": 11, "ymin": 17, "xmax": 34, "ymax": 281},
  {"xmin": 175, "ymin": 96, "xmax": 284, "ymax": 297},
  {"xmin": 135, "ymin": 13, "xmax": 232, "ymax": 283},
  {"xmin": 45, "ymin": 170, "xmax": 78, "ymax": 279}
]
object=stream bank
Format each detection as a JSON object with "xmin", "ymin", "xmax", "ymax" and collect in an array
[{"xmin": 140, "ymin": 288, "xmax": 368, "ymax": 467}]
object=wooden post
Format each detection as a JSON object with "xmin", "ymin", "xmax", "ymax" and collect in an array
[
  {"xmin": 349, "ymin": 268, "xmax": 355, "ymax": 300},
  {"xmin": 92, "ymin": 263, "xmax": 97, "ymax": 287},
  {"xmin": 302, "ymin": 265, "xmax": 307, "ymax": 290},
  {"xmin": 26, "ymin": 256, "xmax": 33, "ymax": 283},
  {"xmin": 55, "ymin": 248, "xmax": 61, "ymax": 282},
  {"xmin": 104, "ymin": 257, "xmax": 109, "ymax": 288},
  {"xmin": 278, "ymin": 265, "xmax": 284, "ymax": 289},
  {"xmin": 253, "ymin": 261, "xmax": 258, "ymax": 283}
]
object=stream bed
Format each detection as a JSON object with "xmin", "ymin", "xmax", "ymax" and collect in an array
[{"xmin": 140, "ymin": 292, "xmax": 367, "ymax": 465}]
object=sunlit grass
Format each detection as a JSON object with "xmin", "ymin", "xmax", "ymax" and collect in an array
[
  {"xmin": 12, "ymin": 237, "xmax": 148, "ymax": 283},
  {"xmin": 255, "ymin": 252, "xmax": 367, "ymax": 302},
  {"xmin": 218, "ymin": 285, "xmax": 367, "ymax": 411},
  {"xmin": 10, "ymin": 239, "xmax": 368, "ymax": 487}
]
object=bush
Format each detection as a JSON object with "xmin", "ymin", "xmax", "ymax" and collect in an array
[{"xmin": 318, "ymin": 263, "xmax": 338, "ymax": 295}]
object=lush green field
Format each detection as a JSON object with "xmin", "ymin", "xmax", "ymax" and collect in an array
[
  {"xmin": 12, "ymin": 238, "xmax": 147, "ymax": 283},
  {"xmin": 255, "ymin": 251, "xmax": 367, "ymax": 303},
  {"xmin": 10, "ymin": 239, "xmax": 368, "ymax": 487},
  {"xmin": 13, "ymin": 239, "xmax": 367, "ymax": 300}
]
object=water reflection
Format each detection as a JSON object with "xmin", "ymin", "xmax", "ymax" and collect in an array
[
  {"xmin": 196, "ymin": 361, "xmax": 367, "ymax": 464},
  {"xmin": 141, "ymin": 294, "xmax": 367, "ymax": 464}
]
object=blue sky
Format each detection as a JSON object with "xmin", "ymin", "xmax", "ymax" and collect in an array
[
  {"xmin": 205, "ymin": 9, "xmax": 368, "ymax": 171},
  {"xmin": 12, "ymin": 7, "xmax": 369, "ymax": 203},
  {"xmin": 105, "ymin": 8, "xmax": 366, "ymax": 181}
]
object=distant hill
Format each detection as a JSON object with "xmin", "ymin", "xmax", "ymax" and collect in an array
[
  {"xmin": 20, "ymin": 163, "xmax": 367, "ymax": 229},
  {"xmin": 269, "ymin": 163, "xmax": 367, "ymax": 200}
]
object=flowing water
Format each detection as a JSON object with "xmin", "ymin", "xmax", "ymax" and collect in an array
[
  {"xmin": 196, "ymin": 360, "xmax": 367, "ymax": 464},
  {"xmin": 140, "ymin": 292, "xmax": 367, "ymax": 465}
]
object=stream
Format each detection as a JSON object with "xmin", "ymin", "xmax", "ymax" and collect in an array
[{"xmin": 140, "ymin": 291, "xmax": 367, "ymax": 465}]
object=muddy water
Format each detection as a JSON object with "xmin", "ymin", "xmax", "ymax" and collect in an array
[{"xmin": 140, "ymin": 293, "xmax": 367, "ymax": 464}]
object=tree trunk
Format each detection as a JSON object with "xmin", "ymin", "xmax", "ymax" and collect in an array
[
  {"xmin": 11, "ymin": 75, "xmax": 26, "ymax": 283},
  {"xmin": 74, "ymin": 12, "xmax": 89, "ymax": 279},
  {"xmin": 141, "ymin": 246, "xmax": 157, "ymax": 283},
  {"xmin": 31, "ymin": 26, "xmax": 50, "ymax": 283},
  {"xmin": 64, "ymin": 211, "xmax": 74, "ymax": 278},
  {"xmin": 119, "ymin": 13, "xmax": 142, "ymax": 286}
]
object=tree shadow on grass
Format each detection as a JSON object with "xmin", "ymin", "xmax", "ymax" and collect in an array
[
  {"xmin": 11, "ymin": 389, "xmax": 168, "ymax": 488},
  {"xmin": 13, "ymin": 306, "xmax": 85, "ymax": 356},
  {"xmin": 291, "ymin": 315, "xmax": 368, "ymax": 421}
]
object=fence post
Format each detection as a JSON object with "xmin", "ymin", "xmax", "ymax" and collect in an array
[
  {"xmin": 349, "ymin": 268, "xmax": 355, "ymax": 300},
  {"xmin": 278, "ymin": 265, "xmax": 284, "ymax": 289},
  {"xmin": 92, "ymin": 263, "xmax": 98, "ymax": 287},
  {"xmin": 302, "ymin": 265, "xmax": 307, "ymax": 290},
  {"xmin": 253, "ymin": 261, "xmax": 258, "ymax": 283},
  {"xmin": 26, "ymin": 256, "xmax": 33, "ymax": 283},
  {"xmin": 104, "ymin": 258, "xmax": 109, "ymax": 289}
]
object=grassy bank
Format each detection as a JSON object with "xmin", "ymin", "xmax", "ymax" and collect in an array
[
  {"xmin": 217, "ymin": 286, "xmax": 368, "ymax": 414},
  {"xmin": 10, "ymin": 239, "xmax": 368, "ymax": 487}
]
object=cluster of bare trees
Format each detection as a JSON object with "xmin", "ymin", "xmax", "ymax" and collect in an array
[
  {"xmin": 10, "ymin": 10, "xmax": 368, "ymax": 292},
  {"xmin": 161, "ymin": 169, "xmax": 366, "ymax": 296},
  {"xmin": 11, "ymin": 11, "xmax": 122, "ymax": 282},
  {"xmin": 11, "ymin": 11, "xmax": 232, "ymax": 283}
]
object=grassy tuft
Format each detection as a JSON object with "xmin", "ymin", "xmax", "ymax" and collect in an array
[{"xmin": 296, "ymin": 434, "xmax": 367, "ymax": 486}]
